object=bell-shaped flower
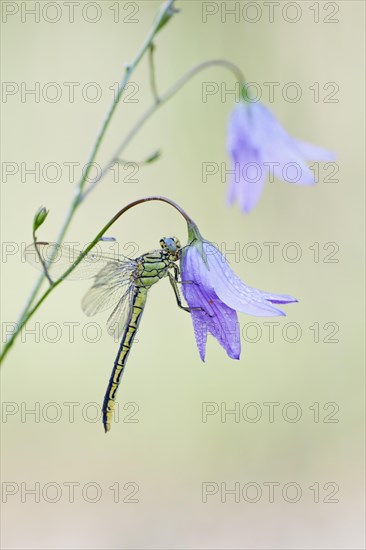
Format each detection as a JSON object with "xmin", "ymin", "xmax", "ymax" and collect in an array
[
  {"xmin": 181, "ymin": 223, "xmax": 297, "ymax": 360},
  {"xmin": 227, "ymin": 101, "xmax": 335, "ymax": 213}
]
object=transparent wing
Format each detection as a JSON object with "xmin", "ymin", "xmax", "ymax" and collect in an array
[
  {"xmin": 24, "ymin": 242, "xmax": 136, "ymax": 281},
  {"xmin": 105, "ymin": 286, "xmax": 135, "ymax": 339},
  {"xmin": 25, "ymin": 242, "xmax": 138, "ymax": 333},
  {"xmin": 81, "ymin": 263, "xmax": 135, "ymax": 317}
]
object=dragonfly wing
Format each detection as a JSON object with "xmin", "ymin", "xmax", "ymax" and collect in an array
[
  {"xmin": 24, "ymin": 242, "xmax": 136, "ymax": 281},
  {"xmin": 106, "ymin": 285, "xmax": 135, "ymax": 339},
  {"xmin": 81, "ymin": 263, "xmax": 135, "ymax": 316}
]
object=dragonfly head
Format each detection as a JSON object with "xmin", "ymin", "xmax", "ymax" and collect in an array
[{"xmin": 160, "ymin": 237, "xmax": 181, "ymax": 261}]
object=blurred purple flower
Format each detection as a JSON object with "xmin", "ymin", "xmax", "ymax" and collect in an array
[
  {"xmin": 227, "ymin": 101, "xmax": 335, "ymax": 213},
  {"xmin": 181, "ymin": 232, "xmax": 297, "ymax": 361}
]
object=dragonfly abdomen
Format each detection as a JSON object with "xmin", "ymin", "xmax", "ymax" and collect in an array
[
  {"xmin": 103, "ymin": 250, "xmax": 174, "ymax": 432},
  {"xmin": 102, "ymin": 286, "xmax": 148, "ymax": 433}
]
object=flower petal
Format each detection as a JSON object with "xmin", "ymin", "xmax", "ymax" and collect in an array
[
  {"xmin": 269, "ymin": 148, "xmax": 316, "ymax": 185},
  {"xmin": 188, "ymin": 243, "xmax": 293, "ymax": 317},
  {"xmin": 260, "ymin": 296, "xmax": 299, "ymax": 304},
  {"xmin": 185, "ymin": 310, "xmax": 208, "ymax": 362},
  {"xmin": 231, "ymin": 149, "xmax": 267, "ymax": 214},
  {"xmin": 294, "ymin": 140, "xmax": 336, "ymax": 162},
  {"xmin": 227, "ymin": 164, "xmax": 238, "ymax": 206},
  {"xmin": 184, "ymin": 286, "xmax": 241, "ymax": 361},
  {"xmin": 227, "ymin": 102, "xmax": 336, "ymax": 200},
  {"xmin": 182, "ymin": 256, "xmax": 241, "ymax": 360}
]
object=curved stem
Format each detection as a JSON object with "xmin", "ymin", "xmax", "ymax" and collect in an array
[
  {"xmin": 32, "ymin": 229, "xmax": 53, "ymax": 285},
  {"xmin": 0, "ymin": 196, "xmax": 194, "ymax": 365},
  {"xmin": 56, "ymin": 196, "xmax": 196, "ymax": 281},
  {"xmin": 161, "ymin": 59, "xmax": 246, "ymax": 103},
  {"xmin": 61, "ymin": 196, "xmax": 195, "ymax": 282},
  {"xmin": 81, "ymin": 58, "xmax": 245, "ymax": 200}
]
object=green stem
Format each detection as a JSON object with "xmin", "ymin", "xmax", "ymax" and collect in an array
[
  {"xmin": 149, "ymin": 43, "xmax": 160, "ymax": 103},
  {"xmin": 0, "ymin": 196, "xmax": 194, "ymax": 365}
]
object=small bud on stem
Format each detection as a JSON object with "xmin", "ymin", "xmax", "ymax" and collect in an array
[{"xmin": 33, "ymin": 206, "xmax": 49, "ymax": 233}]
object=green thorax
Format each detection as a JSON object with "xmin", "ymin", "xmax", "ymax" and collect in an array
[{"xmin": 134, "ymin": 249, "xmax": 174, "ymax": 288}]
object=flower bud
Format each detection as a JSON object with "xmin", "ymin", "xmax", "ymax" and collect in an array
[{"xmin": 33, "ymin": 206, "xmax": 49, "ymax": 232}]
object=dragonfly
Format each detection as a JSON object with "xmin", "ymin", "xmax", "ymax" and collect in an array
[{"xmin": 25, "ymin": 237, "xmax": 198, "ymax": 432}]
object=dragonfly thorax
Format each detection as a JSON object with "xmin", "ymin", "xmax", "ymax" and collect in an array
[{"xmin": 159, "ymin": 236, "xmax": 181, "ymax": 261}]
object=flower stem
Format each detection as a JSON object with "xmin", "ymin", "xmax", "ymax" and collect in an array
[{"xmin": 82, "ymin": 58, "xmax": 245, "ymax": 200}]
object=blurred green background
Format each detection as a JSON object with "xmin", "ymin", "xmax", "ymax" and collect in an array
[{"xmin": 1, "ymin": 1, "xmax": 364, "ymax": 549}]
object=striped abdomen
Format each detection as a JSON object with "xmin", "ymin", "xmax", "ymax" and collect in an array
[{"xmin": 102, "ymin": 286, "xmax": 148, "ymax": 433}]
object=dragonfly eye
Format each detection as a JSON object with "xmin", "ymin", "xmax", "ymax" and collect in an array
[{"xmin": 160, "ymin": 237, "xmax": 181, "ymax": 254}]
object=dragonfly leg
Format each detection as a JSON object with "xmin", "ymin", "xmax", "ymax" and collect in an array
[
  {"xmin": 168, "ymin": 262, "xmax": 197, "ymax": 286},
  {"xmin": 169, "ymin": 262, "xmax": 180, "ymax": 281},
  {"xmin": 168, "ymin": 272, "xmax": 211, "ymax": 316}
]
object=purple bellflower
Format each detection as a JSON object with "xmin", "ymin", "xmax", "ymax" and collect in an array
[
  {"xmin": 181, "ymin": 223, "xmax": 297, "ymax": 361},
  {"xmin": 227, "ymin": 101, "xmax": 335, "ymax": 213}
]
